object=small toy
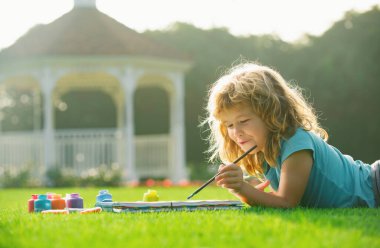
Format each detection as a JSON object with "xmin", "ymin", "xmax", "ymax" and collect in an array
[{"xmin": 143, "ymin": 189, "xmax": 159, "ymax": 202}]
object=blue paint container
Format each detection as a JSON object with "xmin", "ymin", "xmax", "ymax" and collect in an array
[
  {"xmin": 96, "ymin": 189, "xmax": 112, "ymax": 202},
  {"xmin": 34, "ymin": 194, "xmax": 52, "ymax": 212}
]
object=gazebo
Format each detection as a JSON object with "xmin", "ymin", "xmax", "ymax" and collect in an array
[{"xmin": 0, "ymin": 0, "xmax": 191, "ymax": 184}]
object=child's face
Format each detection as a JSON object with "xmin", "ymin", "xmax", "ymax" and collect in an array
[{"xmin": 219, "ymin": 104, "xmax": 269, "ymax": 154}]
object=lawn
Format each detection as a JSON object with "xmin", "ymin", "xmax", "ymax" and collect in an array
[{"xmin": 0, "ymin": 186, "xmax": 379, "ymax": 248}]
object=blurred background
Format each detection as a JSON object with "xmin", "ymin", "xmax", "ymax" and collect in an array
[{"xmin": 0, "ymin": 0, "xmax": 379, "ymax": 187}]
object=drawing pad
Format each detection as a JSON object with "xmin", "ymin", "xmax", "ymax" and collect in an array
[{"xmin": 96, "ymin": 200, "xmax": 244, "ymax": 213}]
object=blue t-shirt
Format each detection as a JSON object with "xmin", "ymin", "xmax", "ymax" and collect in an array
[{"xmin": 264, "ymin": 128, "xmax": 375, "ymax": 208}]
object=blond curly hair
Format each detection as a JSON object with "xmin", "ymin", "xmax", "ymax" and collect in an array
[{"xmin": 204, "ymin": 62, "xmax": 327, "ymax": 176}]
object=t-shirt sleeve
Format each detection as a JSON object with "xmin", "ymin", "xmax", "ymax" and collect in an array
[
  {"xmin": 264, "ymin": 165, "xmax": 280, "ymax": 191},
  {"xmin": 279, "ymin": 129, "xmax": 316, "ymax": 168}
]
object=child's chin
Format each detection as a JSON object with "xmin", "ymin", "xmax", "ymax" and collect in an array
[
  {"xmin": 242, "ymin": 145, "xmax": 259, "ymax": 154},
  {"xmin": 241, "ymin": 144, "xmax": 254, "ymax": 149}
]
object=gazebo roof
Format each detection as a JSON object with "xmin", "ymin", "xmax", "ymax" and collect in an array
[{"xmin": 0, "ymin": 4, "xmax": 189, "ymax": 61}]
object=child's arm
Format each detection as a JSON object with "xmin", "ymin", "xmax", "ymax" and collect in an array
[{"xmin": 215, "ymin": 150, "xmax": 313, "ymax": 208}]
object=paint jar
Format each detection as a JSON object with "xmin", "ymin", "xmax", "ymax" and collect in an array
[
  {"xmin": 28, "ymin": 194, "xmax": 38, "ymax": 213},
  {"xmin": 66, "ymin": 193, "xmax": 84, "ymax": 208},
  {"xmin": 96, "ymin": 189, "xmax": 112, "ymax": 202},
  {"xmin": 34, "ymin": 194, "xmax": 52, "ymax": 212},
  {"xmin": 46, "ymin": 192, "xmax": 56, "ymax": 199},
  {"xmin": 51, "ymin": 194, "xmax": 66, "ymax": 210}
]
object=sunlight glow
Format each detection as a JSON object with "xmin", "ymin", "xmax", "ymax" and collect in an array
[{"xmin": 0, "ymin": 0, "xmax": 379, "ymax": 50}]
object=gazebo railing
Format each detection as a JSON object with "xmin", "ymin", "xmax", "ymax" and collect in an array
[
  {"xmin": 135, "ymin": 134, "xmax": 170, "ymax": 178},
  {"xmin": 54, "ymin": 128, "xmax": 121, "ymax": 173},
  {"xmin": 0, "ymin": 129, "xmax": 170, "ymax": 180},
  {"xmin": 0, "ymin": 131, "xmax": 44, "ymax": 177}
]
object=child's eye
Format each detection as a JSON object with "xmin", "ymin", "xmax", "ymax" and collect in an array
[{"xmin": 240, "ymin": 119, "xmax": 250, "ymax": 124}]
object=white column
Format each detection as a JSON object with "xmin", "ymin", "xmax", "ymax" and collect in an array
[
  {"xmin": 169, "ymin": 72, "xmax": 188, "ymax": 183},
  {"xmin": 40, "ymin": 68, "xmax": 56, "ymax": 171},
  {"xmin": 120, "ymin": 68, "xmax": 138, "ymax": 183},
  {"xmin": 32, "ymin": 88, "xmax": 41, "ymax": 132}
]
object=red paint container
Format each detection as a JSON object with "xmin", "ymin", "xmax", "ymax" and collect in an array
[{"xmin": 28, "ymin": 194, "xmax": 38, "ymax": 213}]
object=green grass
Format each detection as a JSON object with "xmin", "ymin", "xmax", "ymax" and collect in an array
[{"xmin": 0, "ymin": 187, "xmax": 379, "ymax": 248}]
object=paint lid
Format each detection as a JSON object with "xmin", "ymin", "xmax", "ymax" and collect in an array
[
  {"xmin": 38, "ymin": 194, "xmax": 47, "ymax": 200},
  {"xmin": 99, "ymin": 189, "xmax": 109, "ymax": 195},
  {"xmin": 96, "ymin": 189, "xmax": 112, "ymax": 202},
  {"xmin": 66, "ymin": 193, "xmax": 80, "ymax": 198},
  {"xmin": 31, "ymin": 194, "xmax": 38, "ymax": 199},
  {"xmin": 46, "ymin": 192, "xmax": 56, "ymax": 199},
  {"xmin": 51, "ymin": 194, "xmax": 63, "ymax": 199}
]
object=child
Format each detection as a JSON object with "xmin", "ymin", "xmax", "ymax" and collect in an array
[{"xmin": 205, "ymin": 62, "xmax": 379, "ymax": 208}]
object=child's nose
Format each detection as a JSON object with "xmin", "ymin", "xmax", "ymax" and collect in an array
[{"xmin": 234, "ymin": 126, "xmax": 244, "ymax": 137}]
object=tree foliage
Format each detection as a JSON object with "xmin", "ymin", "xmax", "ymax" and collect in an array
[{"xmin": 144, "ymin": 6, "xmax": 380, "ymax": 164}]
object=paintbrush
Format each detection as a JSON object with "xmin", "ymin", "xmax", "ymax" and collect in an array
[{"xmin": 186, "ymin": 145, "xmax": 257, "ymax": 200}]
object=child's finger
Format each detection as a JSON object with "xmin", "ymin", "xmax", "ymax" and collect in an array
[
  {"xmin": 223, "ymin": 178, "xmax": 241, "ymax": 185},
  {"xmin": 218, "ymin": 163, "xmax": 238, "ymax": 173},
  {"xmin": 255, "ymin": 180, "xmax": 271, "ymax": 191},
  {"xmin": 218, "ymin": 164, "xmax": 226, "ymax": 172}
]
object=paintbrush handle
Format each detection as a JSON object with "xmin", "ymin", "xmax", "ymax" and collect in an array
[
  {"xmin": 187, "ymin": 145, "xmax": 257, "ymax": 199},
  {"xmin": 187, "ymin": 173, "xmax": 220, "ymax": 200},
  {"xmin": 232, "ymin": 145, "xmax": 257, "ymax": 164}
]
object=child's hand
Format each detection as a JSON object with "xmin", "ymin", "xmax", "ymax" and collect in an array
[{"xmin": 215, "ymin": 163, "xmax": 245, "ymax": 194}]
